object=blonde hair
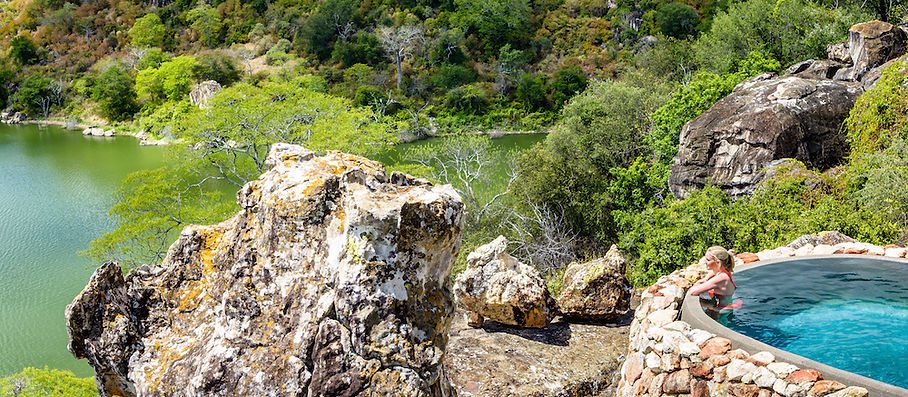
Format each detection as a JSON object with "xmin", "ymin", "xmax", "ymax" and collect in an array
[{"xmin": 707, "ymin": 246, "xmax": 734, "ymax": 272}]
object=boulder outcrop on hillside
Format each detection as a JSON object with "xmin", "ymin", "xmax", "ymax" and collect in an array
[
  {"xmin": 453, "ymin": 236, "xmax": 556, "ymax": 328},
  {"xmin": 189, "ymin": 80, "xmax": 222, "ymax": 108},
  {"xmin": 670, "ymin": 20, "xmax": 908, "ymax": 198},
  {"xmin": 65, "ymin": 143, "xmax": 464, "ymax": 396},
  {"xmin": 556, "ymin": 245, "xmax": 632, "ymax": 322},
  {"xmin": 669, "ymin": 75, "xmax": 861, "ymax": 198}
]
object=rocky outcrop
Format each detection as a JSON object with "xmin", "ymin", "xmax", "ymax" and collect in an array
[
  {"xmin": 670, "ymin": 20, "xmax": 908, "ymax": 198},
  {"xmin": 453, "ymin": 236, "xmax": 556, "ymax": 328},
  {"xmin": 556, "ymin": 245, "xmax": 632, "ymax": 322},
  {"xmin": 844, "ymin": 20, "xmax": 906, "ymax": 81},
  {"xmin": 66, "ymin": 143, "xmax": 464, "ymax": 396},
  {"xmin": 669, "ymin": 75, "xmax": 861, "ymax": 198},
  {"xmin": 82, "ymin": 127, "xmax": 116, "ymax": 137},
  {"xmin": 1, "ymin": 109, "xmax": 23, "ymax": 124},
  {"xmin": 445, "ymin": 304, "xmax": 635, "ymax": 397},
  {"xmin": 189, "ymin": 80, "xmax": 222, "ymax": 108}
]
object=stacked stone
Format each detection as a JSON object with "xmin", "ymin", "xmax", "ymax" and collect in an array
[
  {"xmin": 617, "ymin": 232, "xmax": 881, "ymax": 397},
  {"xmin": 748, "ymin": 231, "xmax": 907, "ymax": 261}
]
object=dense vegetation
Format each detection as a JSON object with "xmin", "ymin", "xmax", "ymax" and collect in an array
[{"xmin": 0, "ymin": 367, "xmax": 97, "ymax": 397}]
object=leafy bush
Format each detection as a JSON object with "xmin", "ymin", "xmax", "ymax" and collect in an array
[
  {"xmin": 194, "ymin": 52, "xmax": 241, "ymax": 87},
  {"xmin": 454, "ymin": 0, "xmax": 532, "ymax": 54},
  {"xmin": 656, "ymin": 2, "xmax": 700, "ymax": 38},
  {"xmin": 431, "ymin": 64, "xmax": 476, "ymax": 90},
  {"xmin": 331, "ymin": 32, "xmax": 383, "ymax": 67},
  {"xmin": 10, "ymin": 36, "xmax": 40, "ymax": 65},
  {"xmin": 694, "ymin": 0, "xmax": 871, "ymax": 73},
  {"xmin": 548, "ymin": 66, "xmax": 588, "ymax": 108},
  {"xmin": 11, "ymin": 73, "xmax": 53, "ymax": 115},
  {"xmin": 445, "ymin": 83, "xmax": 490, "ymax": 114},
  {"xmin": 0, "ymin": 367, "xmax": 97, "ymax": 397},
  {"xmin": 92, "ymin": 63, "xmax": 139, "ymax": 122},
  {"xmin": 136, "ymin": 56, "xmax": 200, "ymax": 103},
  {"xmin": 515, "ymin": 80, "xmax": 667, "ymax": 240},
  {"xmin": 515, "ymin": 72, "xmax": 548, "ymax": 111},
  {"xmin": 138, "ymin": 47, "xmax": 170, "ymax": 70},
  {"xmin": 129, "ymin": 14, "xmax": 166, "ymax": 47},
  {"xmin": 844, "ymin": 59, "xmax": 908, "ymax": 157}
]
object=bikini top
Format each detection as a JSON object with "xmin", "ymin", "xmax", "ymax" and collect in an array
[{"xmin": 714, "ymin": 268, "xmax": 737, "ymax": 297}]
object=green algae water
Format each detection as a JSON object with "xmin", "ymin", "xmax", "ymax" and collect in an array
[{"xmin": 0, "ymin": 124, "xmax": 167, "ymax": 377}]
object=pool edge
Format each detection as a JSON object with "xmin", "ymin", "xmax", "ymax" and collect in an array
[{"xmin": 680, "ymin": 254, "xmax": 908, "ymax": 397}]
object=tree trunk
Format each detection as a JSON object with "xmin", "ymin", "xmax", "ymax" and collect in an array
[{"xmin": 396, "ymin": 53, "xmax": 403, "ymax": 89}]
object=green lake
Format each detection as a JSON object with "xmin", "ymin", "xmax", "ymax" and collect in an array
[{"xmin": 0, "ymin": 123, "xmax": 544, "ymax": 378}]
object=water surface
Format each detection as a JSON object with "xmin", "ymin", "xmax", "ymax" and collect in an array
[
  {"xmin": 727, "ymin": 257, "xmax": 908, "ymax": 388},
  {"xmin": 0, "ymin": 124, "xmax": 166, "ymax": 377}
]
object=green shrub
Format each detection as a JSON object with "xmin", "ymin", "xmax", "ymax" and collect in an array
[
  {"xmin": 515, "ymin": 72, "xmax": 548, "ymax": 111},
  {"xmin": 844, "ymin": 59, "xmax": 908, "ymax": 157},
  {"xmin": 548, "ymin": 66, "xmax": 588, "ymax": 108},
  {"xmin": 694, "ymin": 0, "xmax": 871, "ymax": 73},
  {"xmin": 445, "ymin": 84, "xmax": 490, "ymax": 114},
  {"xmin": 129, "ymin": 14, "xmax": 166, "ymax": 47},
  {"xmin": 0, "ymin": 367, "xmax": 97, "ymax": 397},
  {"xmin": 431, "ymin": 64, "xmax": 476, "ymax": 90},
  {"xmin": 93, "ymin": 63, "xmax": 139, "ymax": 122},
  {"xmin": 195, "ymin": 52, "xmax": 241, "ymax": 87},
  {"xmin": 656, "ymin": 2, "xmax": 700, "ymax": 38},
  {"xmin": 10, "ymin": 36, "xmax": 40, "ymax": 65}
]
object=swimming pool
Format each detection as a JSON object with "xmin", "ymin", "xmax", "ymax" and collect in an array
[{"xmin": 681, "ymin": 255, "xmax": 908, "ymax": 395}]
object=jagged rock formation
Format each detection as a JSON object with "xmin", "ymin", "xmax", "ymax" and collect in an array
[
  {"xmin": 1, "ymin": 109, "xmax": 23, "ymax": 124},
  {"xmin": 556, "ymin": 245, "xmax": 632, "ymax": 322},
  {"xmin": 82, "ymin": 127, "xmax": 116, "ymax": 137},
  {"xmin": 670, "ymin": 20, "xmax": 908, "ymax": 198},
  {"xmin": 453, "ymin": 236, "xmax": 556, "ymax": 328},
  {"xmin": 189, "ymin": 80, "xmax": 222, "ymax": 108},
  {"xmin": 66, "ymin": 143, "xmax": 464, "ymax": 397}
]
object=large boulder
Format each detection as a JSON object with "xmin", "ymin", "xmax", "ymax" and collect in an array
[
  {"xmin": 189, "ymin": 80, "xmax": 222, "ymax": 108},
  {"xmin": 846, "ymin": 20, "xmax": 907, "ymax": 81},
  {"xmin": 556, "ymin": 245, "xmax": 632, "ymax": 322},
  {"xmin": 453, "ymin": 236, "xmax": 556, "ymax": 328},
  {"xmin": 669, "ymin": 75, "xmax": 862, "ymax": 198},
  {"xmin": 66, "ymin": 144, "xmax": 464, "ymax": 397}
]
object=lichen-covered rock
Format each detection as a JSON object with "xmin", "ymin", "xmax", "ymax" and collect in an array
[
  {"xmin": 556, "ymin": 245, "xmax": 631, "ymax": 322},
  {"xmin": 669, "ymin": 76, "xmax": 861, "ymax": 198},
  {"xmin": 66, "ymin": 143, "xmax": 464, "ymax": 397},
  {"xmin": 453, "ymin": 236, "xmax": 556, "ymax": 328},
  {"xmin": 189, "ymin": 80, "xmax": 222, "ymax": 108}
]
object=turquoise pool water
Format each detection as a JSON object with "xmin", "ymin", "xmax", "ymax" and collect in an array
[{"xmin": 727, "ymin": 257, "xmax": 908, "ymax": 388}]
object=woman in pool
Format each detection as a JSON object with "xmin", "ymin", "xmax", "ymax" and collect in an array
[{"xmin": 688, "ymin": 246, "xmax": 741, "ymax": 324}]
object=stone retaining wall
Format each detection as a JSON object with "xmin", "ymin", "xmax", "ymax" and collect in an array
[{"xmin": 615, "ymin": 237, "xmax": 900, "ymax": 397}]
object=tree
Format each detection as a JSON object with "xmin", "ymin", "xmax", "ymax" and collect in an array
[
  {"xmin": 656, "ymin": 2, "xmax": 699, "ymax": 38},
  {"xmin": 299, "ymin": 0, "xmax": 358, "ymax": 60},
  {"xmin": 514, "ymin": 80, "xmax": 668, "ymax": 240},
  {"xmin": 454, "ymin": 0, "xmax": 532, "ymax": 54},
  {"xmin": 377, "ymin": 25, "xmax": 425, "ymax": 89},
  {"xmin": 136, "ymin": 56, "xmax": 200, "ymax": 103},
  {"xmin": 129, "ymin": 14, "xmax": 166, "ymax": 47},
  {"xmin": 549, "ymin": 66, "xmax": 588, "ymax": 108},
  {"xmin": 92, "ymin": 63, "xmax": 139, "ymax": 122},
  {"xmin": 87, "ymin": 77, "xmax": 397, "ymax": 266},
  {"xmin": 12, "ymin": 74, "xmax": 53, "ymax": 115},
  {"xmin": 187, "ymin": 3, "xmax": 223, "ymax": 48},
  {"xmin": 10, "ymin": 36, "xmax": 40, "ymax": 65}
]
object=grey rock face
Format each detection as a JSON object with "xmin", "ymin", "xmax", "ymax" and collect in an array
[
  {"xmin": 671, "ymin": 20, "xmax": 908, "ymax": 199},
  {"xmin": 66, "ymin": 143, "xmax": 464, "ymax": 396},
  {"xmin": 453, "ymin": 236, "xmax": 556, "ymax": 328},
  {"xmin": 189, "ymin": 80, "xmax": 222, "ymax": 108},
  {"xmin": 847, "ymin": 20, "xmax": 906, "ymax": 81},
  {"xmin": 669, "ymin": 76, "xmax": 862, "ymax": 198},
  {"xmin": 556, "ymin": 245, "xmax": 632, "ymax": 322}
]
